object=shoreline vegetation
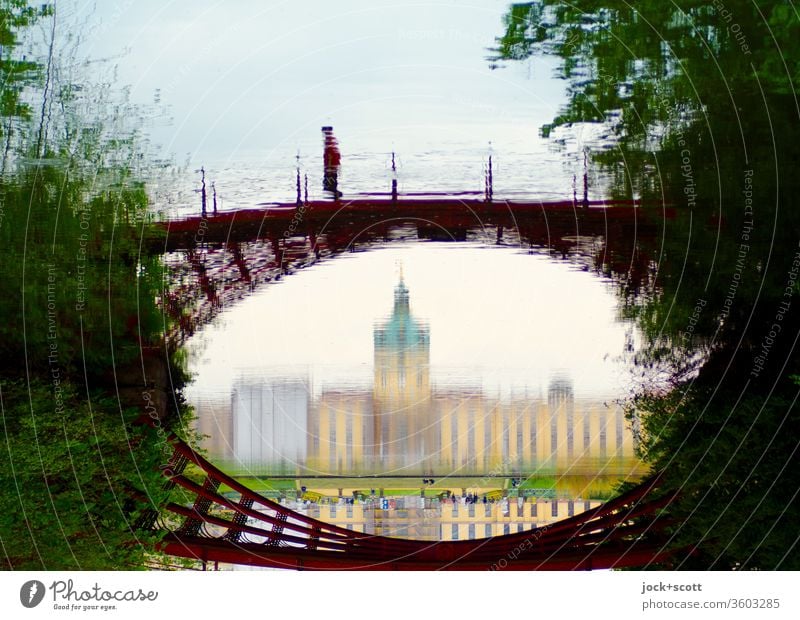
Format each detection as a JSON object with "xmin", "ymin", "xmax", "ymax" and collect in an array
[
  {"xmin": 492, "ymin": 1, "xmax": 800, "ymax": 569},
  {"xmin": 0, "ymin": 1, "xmax": 194, "ymax": 569}
]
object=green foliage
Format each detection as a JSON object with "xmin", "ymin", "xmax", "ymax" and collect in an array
[
  {"xmin": 0, "ymin": 2, "xmax": 185, "ymax": 570},
  {"xmin": 0, "ymin": 0, "xmax": 171, "ymax": 381},
  {"xmin": 0, "ymin": 1, "xmax": 51, "ymax": 123},
  {"xmin": 0, "ymin": 164, "xmax": 167, "ymax": 380},
  {"xmin": 495, "ymin": 1, "xmax": 800, "ymax": 569},
  {"xmin": 491, "ymin": 2, "xmax": 800, "ymax": 141},
  {"xmin": 0, "ymin": 380, "xmax": 172, "ymax": 569},
  {"xmin": 630, "ymin": 385, "xmax": 800, "ymax": 569}
]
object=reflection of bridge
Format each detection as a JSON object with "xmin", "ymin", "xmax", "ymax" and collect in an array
[
  {"xmin": 147, "ymin": 197, "xmax": 675, "ymax": 569},
  {"xmin": 142, "ymin": 434, "xmax": 674, "ymax": 570},
  {"xmin": 157, "ymin": 198, "xmax": 669, "ymax": 343}
]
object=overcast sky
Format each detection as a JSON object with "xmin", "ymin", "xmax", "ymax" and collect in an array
[{"xmin": 68, "ymin": 0, "xmax": 565, "ymax": 163}]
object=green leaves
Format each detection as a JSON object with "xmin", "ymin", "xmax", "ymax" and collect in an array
[
  {"xmin": 0, "ymin": 380, "xmax": 173, "ymax": 569},
  {"xmin": 632, "ymin": 386, "xmax": 800, "ymax": 569},
  {"xmin": 0, "ymin": 2, "xmax": 184, "ymax": 570},
  {"xmin": 494, "ymin": 1, "xmax": 800, "ymax": 570},
  {"xmin": 492, "ymin": 1, "xmax": 799, "ymax": 141},
  {"xmin": 0, "ymin": 1, "xmax": 50, "ymax": 131}
]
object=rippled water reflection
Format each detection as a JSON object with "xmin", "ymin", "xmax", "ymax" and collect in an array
[{"xmin": 187, "ymin": 241, "xmax": 646, "ymax": 539}]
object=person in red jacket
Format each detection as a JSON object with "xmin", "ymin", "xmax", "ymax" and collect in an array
[{"xmin": 322, "ymin": 126, "xmax": 342, "ymax": 199}]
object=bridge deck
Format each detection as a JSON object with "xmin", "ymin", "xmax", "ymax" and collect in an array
[{"xmin": 156, "ymin": 197, "xmax": 671, "ymax": 251}]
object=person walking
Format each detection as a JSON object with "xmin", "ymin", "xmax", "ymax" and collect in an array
[{"xmin": 322, "ymin": 126, "xmax": 342, "ymax": 199}]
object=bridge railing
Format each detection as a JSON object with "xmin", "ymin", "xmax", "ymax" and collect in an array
[{"xmin": 142, "ymin": 431, "xmax": 678, "ymax": 570}]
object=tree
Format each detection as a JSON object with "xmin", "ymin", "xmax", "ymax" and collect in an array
[
  {"xmin": 1, "ymin": 3, "xmax": 50, "ymax": 150},
  {"xmin": 493, "ymin": 1, "xmax": 800, "ymax": 569},
  {"xmin": 0, "ymin": 2, "xmax": 188, "ymax": 569}
]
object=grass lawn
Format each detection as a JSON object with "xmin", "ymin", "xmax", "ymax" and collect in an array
[
  {"xmin": 518, "ymin": 476, "xmax": 558, "ymax": 489},
  {"xmin": 214, "ymin": 472, "xmax": 625, "ymax": 501},
  {"xmin": 285, "ymin": 477, "xmax": 506, "ymax": 492},
  {"xmin": 220, "ymin": 478, "xmax": 297, "ymax": 493},
  {"xmin": 378, "ymin": 489, "xmax": 420, "ymax": 496}
]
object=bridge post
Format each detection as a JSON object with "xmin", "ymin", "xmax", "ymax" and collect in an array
[
  {"xmin": 488, "ymin": 154, "xmax": 493, "ymax": 202},
  {"xmin": 199, "ymin": 166, "xmax": 207, "ymax": 216},
  {"xmin": 296, "ymin": 155, "xmax": 302, "ymax": 206},
  {"xmin": 573, "ymin": 173, "xmax": 578, "ymax": 207},
  {"xmin": 268, "ymin": 512, "xmax": 289, "ymax": 546},
  {"xmin": 582, "ymin": 148, "xmax": 589, "ymax": 208},
  {"xmin": 179, "ymin": 475, "xmax": 221, "ymax": 537},
  {"xmin": 484, "ymin": 153, "xmax": 493, "ymax": 203},
  {"xmin": 308, "ymin": 525, "xmax": 321, "ymax": 550},
  {"xmin": 223, "ymin": 497, "xmax": 254, "ymax": 542},
  {"xmin": 391, "ymin": 151, "xmax": 398, "ymax": 204}
]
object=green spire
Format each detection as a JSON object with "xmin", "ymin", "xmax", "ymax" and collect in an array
[{"xmin": 374, "ymin": 273, "xmax": 429, "ymax": 350}]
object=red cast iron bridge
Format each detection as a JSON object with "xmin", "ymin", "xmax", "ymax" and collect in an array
[
  {"xmin": 156, "ymin": 196, "xmax": 672, "ymax": 344},
  {"xmin": 137, "ymin": 433, "xmax": 676, "ymax": 571},
  {"xmin": 146, "ymin": 193, "xmax": 678, "ymax": 569}
]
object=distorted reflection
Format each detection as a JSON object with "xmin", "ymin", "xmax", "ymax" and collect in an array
[{"xmin": 195, "ymin": 265, "xmax": 645, "ymax": 539}]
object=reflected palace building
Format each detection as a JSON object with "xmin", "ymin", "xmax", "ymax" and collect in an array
[{"xmin": 198, "ymin": 275, "xmax": 644, "ymax": 481}]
